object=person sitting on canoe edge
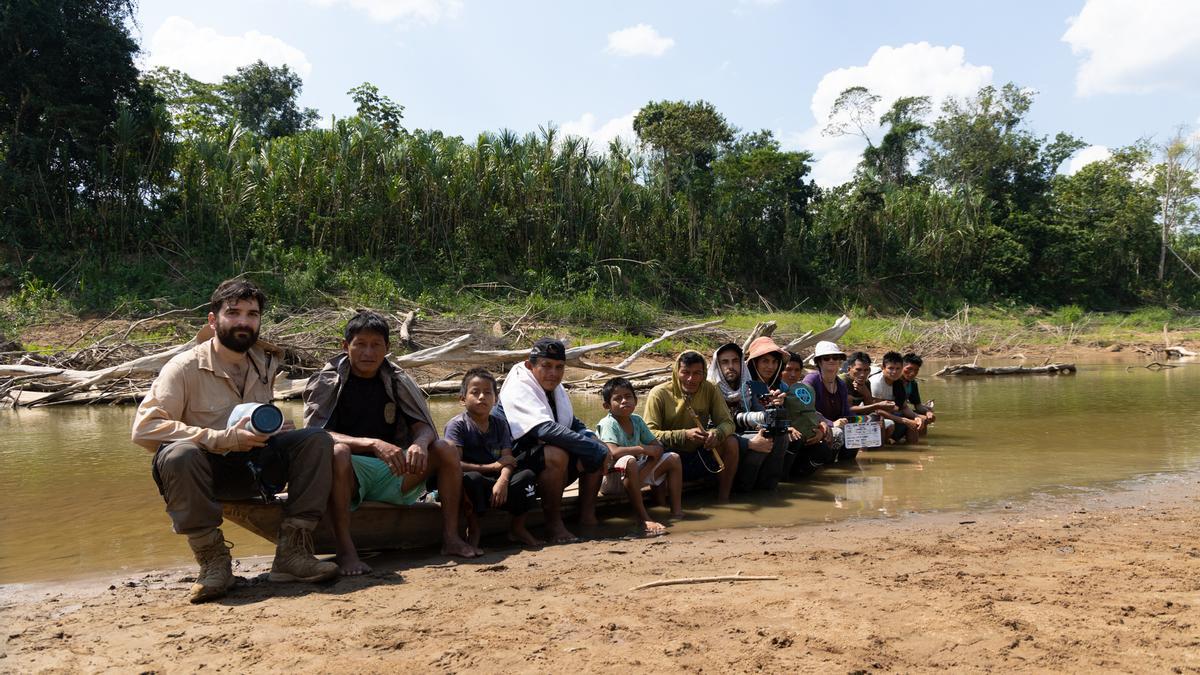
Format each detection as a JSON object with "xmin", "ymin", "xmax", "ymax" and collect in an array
[
  {"xmin": 444, "ymin": 368, "xmax": 542, "ymax": 548},
  {"xmin": 707, "ymin": 339, "xmax": 790, "ymax": 492},
  {"xmin": 303, "ymin": 310, "xmax": 478, "ymax": 575},
  {"xmin": 595, "ymin": 376, "xmax": 682, "ymax": 535},
  {"xmin": 495, "ymin": 337, "xmax": 609, "ymax": 544},
  {"xmin": 777, "ymin": 350, "xmax": 832, "ymax": 478},
  {"xmin": 133, "ymin": 278, "xmax": 339, "ymax": 604},
  {"xmin": 801, "ymin": 341, "xmax": 855, "ymax": 461},
  {"xmin": 869, "ymin": 351, "xmax": 925, "ymax": 444},
  {"xmin": 901, "ymin": 353, "xmax": 936, "ymax": 431},
  {"xmin": 840, "ymin": 351, "xmax": 898, "ymax": 444},
  {"xmin": 642, "ymin": 350, "xmax": 739, "ymax": 502}
]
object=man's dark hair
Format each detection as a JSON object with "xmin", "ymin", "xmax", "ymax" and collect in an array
[
  {"xmin": 882, "ymin": 351, "xmax": 904, "ymax": 366},
  {"xmin": 903, "ymin": 352, "xmax": 923, "ymax": 368},
  {"xmin": 677, "ymin": 351, "xmax": 706, "ymax": 370},
  {"xmin": 459, "ymin": 367, "xmax": 498, "ymax": 398},
  {"xmin": 786, "ymin": 350, "xmax": 804, "ymax": 365},
  {"xmin": 848, "ymin": 351, "xmax": 872, "ymax": 367},
  {"xmin": 209, "ymin": 278, "xmax": 267, "ymax": 315},
  {"xmin": 344, "ymin": 310, "xmax": 391, "ymax": 344},
  {"xmin": 601, "ymin": 377, "xmax": 635, "ymax": 404}
]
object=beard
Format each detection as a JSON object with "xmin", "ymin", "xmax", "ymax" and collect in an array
[{"xmin": 216, "ymin": 322, "xmax": 258, "ymax": 353}]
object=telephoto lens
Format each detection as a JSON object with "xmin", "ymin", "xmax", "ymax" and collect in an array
[{"xmin": 226, "ymin": 402, "xmax": 285, "ymax": 435}]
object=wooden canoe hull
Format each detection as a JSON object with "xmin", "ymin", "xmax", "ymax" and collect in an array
[{"xmin": 222, "ymin": 483, "xmax": 592, "ymax": 553}]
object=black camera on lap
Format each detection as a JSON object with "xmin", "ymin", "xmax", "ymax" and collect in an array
[{"xmin": 737, "ymin": 404, "xmax": 790, "ymax": 437}]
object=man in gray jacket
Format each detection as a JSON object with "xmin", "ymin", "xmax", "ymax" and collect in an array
[{"xmin": 304, "ymin": 310, "xmax": 476, "ymax": 574}]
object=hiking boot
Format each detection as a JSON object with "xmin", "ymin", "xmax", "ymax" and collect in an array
[
  {"xmin": 187, "ymin": 528, "xmax": 235, "ymax": 604},
  {"xmin": 268, "ymin": 518, "xmax": 340, "ymax": 583}
]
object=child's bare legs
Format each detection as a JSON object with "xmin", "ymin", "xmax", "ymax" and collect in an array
[
  {"xmin": 624, "ymin": 460, "xmax": 666, "ymax": 535},
  {"xmin": 653, "ymin": 452, "xmax": 684, "ymax": 518},
  {"xmin": 462, "ymin": 494, "xmax": 482, "ymax": 549},
  {"xmin": 508, "ymin": 512, "xmax": 543, "ymax": 547},
  {"xmin": 329, "ymin": 443, "xmax": 371, "ymax": 575}
]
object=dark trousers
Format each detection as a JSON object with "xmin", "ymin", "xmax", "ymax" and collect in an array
[
  {"xmin": 462, "ymin": 469, "xmax": 538, "ymax": 515},
  {"xmin": 152, "ymin": 428, "xmax": 333, "ymax": 536},
  {"xmin": 734, "ymin": 431, "xmax": 790, "ymax": 491}
]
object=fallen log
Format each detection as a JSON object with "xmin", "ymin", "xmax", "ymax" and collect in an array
[
  {"xmin": 615, "ymin": 319, "xmax": 724, "ymax": 370},
  {"xmin": 935, "ymin": 363, "xmax": 1076, "ymax": 377},
  {"xmin": 784, "ymin": 314, "xmax": 852, "ymax": 354},
  {"xmin": 741, "ymin": 321, "xmax": 777, "ymax": 352}
]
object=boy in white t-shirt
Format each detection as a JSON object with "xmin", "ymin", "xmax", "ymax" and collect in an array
[{"xmin": 596, "ymin": 377, "xmax": 682, "ymax": 534}]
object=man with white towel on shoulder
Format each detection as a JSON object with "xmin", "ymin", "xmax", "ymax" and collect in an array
[{"xmin": 495, "ymin": 338, "xmax": 609, "ymax": 544}]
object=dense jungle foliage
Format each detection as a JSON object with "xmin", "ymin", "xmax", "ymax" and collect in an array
[{"xmin": 2, "ymin": 0, "xmax": 1198, "ymax": 321}]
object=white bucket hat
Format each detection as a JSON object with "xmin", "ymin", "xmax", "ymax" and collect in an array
[{"xmin": 810, "ymin": 340, "xmax": 846, "ymax": 360}]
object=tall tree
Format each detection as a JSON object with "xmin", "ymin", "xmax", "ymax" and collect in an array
[
  {"xmin": 633, "ymin": 99, "xmax": 733, "ymax": 256},
  {"xmin": 0, "ymin": 0, "xmax": 164, "ymax": 242},
  {"xmin": 348, "ymin": 82, "xmax": 405, "ymax": 136},
  {"xmin": 221, "ymin": 60, "xmax": 318, "ymax": 138},
  {"xmin": 1155, "ymin": 128, "xmax": 1200, "ymax": 282},
  {"xmin": 142, "ymin": 66, "xmax": 228, "ymax": 137}
]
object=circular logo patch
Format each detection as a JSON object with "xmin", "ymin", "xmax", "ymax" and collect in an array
[{"xmin": 795, "ymin": 386, "xmax": 813, "ymax": 405}]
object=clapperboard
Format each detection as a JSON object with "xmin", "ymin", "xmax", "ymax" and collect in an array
[{"xmin": 843, "ymin": 416, "xmax": 882, "ymax": 449}]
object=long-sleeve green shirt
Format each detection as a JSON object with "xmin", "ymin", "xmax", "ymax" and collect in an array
[{"xmin": 641, "ymin": 352, "xmax": 735, "ymax": 450}]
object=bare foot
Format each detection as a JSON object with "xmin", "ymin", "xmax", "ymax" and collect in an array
[
  {"xmin": 441, "ymin": 536, "xmax": 480, "ymax": 558},
  {"xmin": 466, "ymin": 526, "xmax": 482, "ymax": 549},
  {"xmin": 508, "ymin": 524, "xmax": 544, "ymax": 547},
  {"xmin": 669, "ymin": 510, "xmax": 685, "ymax": 520},
  {"xmin": 545, "ymin": 523, "xmax": 579, "ymax": 544},
  {"xmin": 640, "ymin": 520, "xmax": 668, "ymax": 536},
  {"xmin": 336, "ymin": 554, "xmax": 372, "ymax": 576}
]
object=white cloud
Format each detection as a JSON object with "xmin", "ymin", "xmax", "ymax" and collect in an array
[
  {"xmin": 1063, "ymin": 0, "xmax": 1200, "ymax": 96},
  {"xmin": 560, "ymin": 110, "xmax": 638, "ymax": 149},
  {"xmin": 145, "ymin": 16, "xmax": 312, "ymax": 82},
  {"xmin": 605, "ymin": 24, "xmax": 675, "ymax": 57},
  {"xmin": 783, "ymin": 42, "xmax": 993, "ymax": 187},
  {"xmin": 308, "ymin": 0, "xmax": 462, "ymax": 24},
  {"xmin": 1065, "ymin": 144, "xmax": 1112, "ymax": 174}
]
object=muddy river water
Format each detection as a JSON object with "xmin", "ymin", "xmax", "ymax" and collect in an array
[{"xmin": 2, "ymin": 359, "xmax": 1197, "ymax": 583}]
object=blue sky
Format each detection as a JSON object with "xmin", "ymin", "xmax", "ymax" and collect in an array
[{"xmin": 133, "ymin": 0, "xmax": 1200, "ymax": 185}]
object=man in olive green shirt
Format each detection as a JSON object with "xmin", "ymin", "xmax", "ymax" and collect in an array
[{"xmin": 641, "ymin": 351, "xmax": 739, "ymax": 502}]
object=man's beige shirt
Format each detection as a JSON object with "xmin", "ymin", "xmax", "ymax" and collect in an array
[{"xmin": 131, "ymin": 336, "xmax": 281, "ymax": 453}]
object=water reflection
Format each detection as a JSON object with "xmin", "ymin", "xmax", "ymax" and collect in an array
[{"xmin": 2, "ymin": 360, "xmax": 1198, "ymax": 582}]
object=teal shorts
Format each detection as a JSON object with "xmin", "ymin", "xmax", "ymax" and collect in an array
[{"xmin": 350, "ymin": 455, "xmax": 426, "ymax": 510}]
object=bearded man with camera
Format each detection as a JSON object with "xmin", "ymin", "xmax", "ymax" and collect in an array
[{"xmin": 132, "ymin": 278, "xmax": 339, "ymax": 604}]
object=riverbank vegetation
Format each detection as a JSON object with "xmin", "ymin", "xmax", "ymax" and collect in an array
[{"xmin": 2, "ymin": 1, "xmax": 1199, "ymax": 337}]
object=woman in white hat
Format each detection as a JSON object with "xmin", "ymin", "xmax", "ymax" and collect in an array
[{"xmin": 800, "ymin": 341, "xmax": 854, "ymax": 461}]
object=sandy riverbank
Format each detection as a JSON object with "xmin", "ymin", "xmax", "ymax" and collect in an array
[{"xmin": 3, "ymin": 473, "xmax": 1199, "ymax": 673}]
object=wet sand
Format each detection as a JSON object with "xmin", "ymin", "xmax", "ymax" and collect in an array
[{"xmin": 3, "ymin": 472, "xmax": 1199, "ymax": 673}]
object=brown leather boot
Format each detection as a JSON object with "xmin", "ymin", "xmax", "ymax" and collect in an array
[
  {"xmin": 187, "ymin": 528, "xmax": 234, "ymax": 603},
  {"xmin": 269, "ymin": 518, "xmax": 340, "ymax": 583}
]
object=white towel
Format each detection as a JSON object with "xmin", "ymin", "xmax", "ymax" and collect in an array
[{"xmin": 499, "ymin": 361, "xmax": 574, "ymax": 439}]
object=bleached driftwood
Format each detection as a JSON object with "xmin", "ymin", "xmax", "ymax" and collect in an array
[
  {"xmin": 783, "ymin": 314, "xmax": 852, "ymax": 353},
  {"xmin": 616, "ymin": 319, "xmax": 724, "ymax": 370},
  {"xmin": 397, "ymin": 309, "xmax": 420, "ymax": 350},
  {"xmin": 934, "ymin": 363, "xmax": 1076, "ymax": 377},
  {"xmin": 741, "ymin": 321, "xmax": 777, "ymax": 352}
]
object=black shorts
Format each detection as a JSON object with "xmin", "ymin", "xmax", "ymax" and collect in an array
[
  {"xmin": 677, "ymin": 447, "xmax": 724, "ymax": 483},
  {"xmin": 462, "ymin": 469, "xmax": 538, "ymax": 515},
  {"xmin": 515, "ymin": 445, "xmax": 582, "ymax": 485}
]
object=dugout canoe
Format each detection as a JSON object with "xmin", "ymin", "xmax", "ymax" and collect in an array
[{"xmin": 221, "ymin": 482, "xmax": 610, "ymax": 553}]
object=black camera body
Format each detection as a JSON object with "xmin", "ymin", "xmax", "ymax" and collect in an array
[{"xmin": 760, "ymin": 404, "xmax": 791, "ymax": 437}]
